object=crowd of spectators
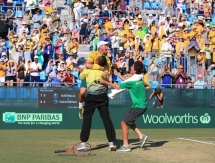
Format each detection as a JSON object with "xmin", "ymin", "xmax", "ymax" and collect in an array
[{"xmin": 0, "ymin": 0, "xmax": 215, "ymax": 89}]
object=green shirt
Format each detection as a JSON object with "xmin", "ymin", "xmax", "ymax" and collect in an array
[{"xmin": 120, "ymin": 80, "xmax": 147, "ymax": 109}]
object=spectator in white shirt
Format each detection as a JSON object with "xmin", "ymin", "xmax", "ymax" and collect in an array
[
  {"xmin": 111, "ymin": 31, "xmax": 121, "ymax": 58},
  {"xmin": 30, "ymin": 56, "xmax": 42, "ymax": 87}
]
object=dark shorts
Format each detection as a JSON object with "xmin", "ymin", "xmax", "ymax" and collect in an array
[
  {"xmin": 5, "ymin": 76, "xmax": 14, "ymax": 81},
  {"xmin": 123, "ymin": 108, "xmax": 147, "ymax": 125},
  {"xmin": 30, "ymin": 76, "xmax": 40, "ymax": 82},
  {"xmin": 80, "ymin": 79, "xmax": 87, "ymax": 88}
]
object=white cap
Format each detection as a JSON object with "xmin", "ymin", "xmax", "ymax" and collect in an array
[
  {"xmin": 60, "ymin": 61, "xmax": 65, "ymax": 64},
  {"xmin": 119, "ymin": 47, "xmax": 123, "ymax": 51},
  {"xmin": 149, "ymin": 14, "xmax": 153, "ymax": 17},
  {"xmin": 0, "ymin": 58, "xmax": 4, "ymax": 62},
  {"xmin": 133, "ymin": 20, "xmax": 137, "ymax": 23},
  {"xmin": 138, "ymin": 15, "xmax": 142, "ymax": 18},
  {"xmin": 129, "ymin": 50, "xmax": 134, "ymax": 53},
  {"xmin": 34, "ymin": 56, "xmax": 38, "ymax": 59},
  {"xmin": 2, "ymin": 52, "xmax": 6, "ymax": 56},
  {"xmin": 104, "ymin": 7, "xmax": 108, "ymax": 11},
  {"xmin": 166, "ymin": 38, "xmax": 170, "ymax": 41},
  {"xmin": 97, "ymin": 41, "xmax": 108, "ymax": 49},
  {"xmin": 22, "ymin": 21, "xmax": 27, "ymax": 24},
  {"xmin": 178, "ymin": 22, "xmax": 183, "ymax": 27},
  {"xmin": 129, "ymin": 26, "xmax": 134, "ymax": 30}
]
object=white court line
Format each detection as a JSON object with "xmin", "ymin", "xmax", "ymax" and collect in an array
[
  {"xmin": 178, "ymin": 138, "xmax": 215, "ymax": 146},
  {"xmin": 188, "ymin": 137, "xmax": 215, "ymax": 139}
]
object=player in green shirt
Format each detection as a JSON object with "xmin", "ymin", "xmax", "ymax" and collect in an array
[{"xmin": 100, "ymin": 61, "xmax": 148, "ymax": 152}]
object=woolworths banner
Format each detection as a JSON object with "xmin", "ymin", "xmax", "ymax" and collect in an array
[{"xmin": 0, "ymin": 108, "xmax": 214, "ymax": 129}]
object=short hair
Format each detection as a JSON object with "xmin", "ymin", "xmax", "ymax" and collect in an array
[
  {"xmin": 97, "ymin": 56, "xmax": 107, "ymax": 67},
  {"xmin": 134, "ymin": 61, "xmax": 143, "ymax": 74}
]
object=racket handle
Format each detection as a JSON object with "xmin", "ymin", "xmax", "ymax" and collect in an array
[{"xmin": 55, "ymin": 150, "xmax": 66, "ymax": 153}]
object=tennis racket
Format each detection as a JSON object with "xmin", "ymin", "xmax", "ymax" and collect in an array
[
  {"xmin": 79, "ymin": 109, "xmax": 84, "ymax": 120},
  {"xmin": 55, "ymin": 142, "xmax": 91, "ymax": 157}
]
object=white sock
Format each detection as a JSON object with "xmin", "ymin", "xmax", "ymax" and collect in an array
[{"xmin": 109, "ymin": 142, "xmax": 114, "ymax": 146}]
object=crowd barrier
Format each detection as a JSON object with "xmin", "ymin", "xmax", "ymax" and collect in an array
[{"xmin": 0, "ymin": 87, "xmax": 214, "ymax": 129}]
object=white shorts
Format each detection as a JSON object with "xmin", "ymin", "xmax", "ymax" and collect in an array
[{"xmin": 0, "ymin": 76, "xmax": 5, "ymax": 82}]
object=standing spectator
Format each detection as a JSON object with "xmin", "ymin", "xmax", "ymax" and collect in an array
[
  {"xmin": 69, "ymin": 38, "xmax": 79, "ymax": 59},
  {"xmin": 5, "ymin": 7, "xmax": 14, "ymax": 31},
  {"xmin": 148, "ymin": 54, "xmax": 159, "ymax": 81},
  {"xmin": 45, "ymin": 60, "xmax": 57, "ymax": 80},
  {"xmin": 5, "ymin": 60, "xmax": 16, "ymax": 87},
  {"xmin": 111, "ymin": 31, "xmax": 121, "ymax": 58},
  {"xmin": 32, "ymin": 10, "xmax": 43, "ymax": 29},
  {"xmin": 175, "ymin": 65, "xmax": 186, "ymax": 88},
  {"xmin": 30, "ymin": 56, "xmax": 42, "ymax": 87},
  {"xmin": 118, "ymin": 0, "xmax": 127, "ymax": 18},
  {"xmin": 64, "ymin": 69, "xmax": 75, "ymax": 87},
  {"xmin": 0, "ymin": 16, "xmax": 8, "ymax": 39},
  {"xmin": 66, "ymin": 53, "xmax": 77, "ymax": 71},
  {"xmin": 73, "ymin": 0, "xmax": 84, "ymax": 21},
  {"xmin": 51, "ymin": 10, "xmax": 60, "ymax": 30},
  {"xmin": 194, "ymin": 74, "xmax": 206, "ymax": 89},
  {"xmin": 92, "ymin": 24, "xmax": 101, "ymax": 51},
  {"xmin": 0, "ymin": 58, "xmax": 6, "ymax": 86},
  {"xmin": 16, "ymin": 59, "xmax": 25, "ymax": 86},
  {"xmin": 160, "ymin": 66, "xmax": 175, "ymax": 88}
]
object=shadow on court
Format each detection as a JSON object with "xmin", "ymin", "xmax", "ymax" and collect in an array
[
  {"xmin": 56, "ymin": 154, "xmax": 96, "ymax": 157},
  {"xmin": 93, "ymin": 139, "xmax": 169, "ymax": 151}
]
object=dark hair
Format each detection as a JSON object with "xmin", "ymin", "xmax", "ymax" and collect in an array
[
  {"xmin": 134, "ymin": 61, "xmax": 143, "ymax": 74},
  {"xmin": 98, "ymin": 56, "xmax": 107, "ymax": 67}
]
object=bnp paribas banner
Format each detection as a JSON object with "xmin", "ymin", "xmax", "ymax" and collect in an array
[{"xmin": 0, "ymin": 108, "xmax": 214, "ymax": 129}]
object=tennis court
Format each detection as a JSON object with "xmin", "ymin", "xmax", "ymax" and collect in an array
[{"xmin": 0, "ymin": 129, "xmax": 214, "ymax": 163}]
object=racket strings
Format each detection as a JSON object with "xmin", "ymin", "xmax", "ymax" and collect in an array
[{"xmin": 73, "ymin": 143, "xmax": 91, "ymax": 156}]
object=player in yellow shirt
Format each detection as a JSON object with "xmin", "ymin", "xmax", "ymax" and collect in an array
[{"xmin": 79, "ymin": 41, "xmax": 112, "ymax": 115}]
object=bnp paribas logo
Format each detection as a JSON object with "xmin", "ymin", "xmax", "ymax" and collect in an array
[
  {"xmin": 3, "ymin": 112, "xmax": 16, "ymax": 123},
  {"xmin": 200, "ymin": 113, "xmax": 211, "ymax": 124}
]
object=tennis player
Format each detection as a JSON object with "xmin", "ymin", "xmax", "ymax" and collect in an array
[
  {"xmin": 100, "ymin": 61, "xmax": 148, "ymax": 152},
  {"xmin": 77, "ymin": 56, "xmax": 116, "ymax": 151},
  {"xmin": 79, "ymin": 41, "xmax": 111, "ymax": 116}
]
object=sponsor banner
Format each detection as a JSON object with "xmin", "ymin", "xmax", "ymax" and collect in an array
[
  {"xmin": 0, "ymin": 108, "xmax": 214, "ymax": 129},
  {"xmin": 139, "ymin": 109, "xmax": 214, "ymax": 128}
]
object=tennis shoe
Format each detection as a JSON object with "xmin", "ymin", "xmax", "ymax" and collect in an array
[
  {"xmin": 77, "ymin": 142, "xmax": 86, "ymax": 151},
  {"xmin": 140, "ymin": 135, "xmax": 148, "ymax": 148},
  {"xmin": 109, "ymin": 142, "xmax": 116, "ymax": 151},
  {"xmin": 116, "ymin": 146, "xmax": 131, "ymax": 152}
]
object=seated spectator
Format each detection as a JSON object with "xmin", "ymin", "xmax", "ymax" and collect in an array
[
  {"xmin": 66, "ymin": 54, "xmax": 77, "ymax": 71},
  {"xmin": 148, "ymin": 54, "xmax": 159, "ymax": 81}
]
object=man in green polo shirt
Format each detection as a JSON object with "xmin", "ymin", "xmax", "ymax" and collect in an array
[{"xmin": 100, "ymin": 61, "xmax": 148, "ymax": 152}]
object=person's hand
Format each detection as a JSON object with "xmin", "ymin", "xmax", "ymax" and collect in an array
[
  {"xmin": 101, "ymin": 71, "xmax": 109, "ymax": 78},
  {"xmin": 113, "ymin": 69, "xmax": 118, "ymax": 76},
  {"xmin": 99, "ymin": 66, "xmax": 105, "ymax": 71},
  {"xmin": 99, "ymin": 78, "xmax": 105, "ymax": 84}
]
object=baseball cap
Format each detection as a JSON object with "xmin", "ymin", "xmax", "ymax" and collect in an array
[
  {"xmin": 198, "ymin": 74, "xmax": 203, "ymax": 78},
  {"xmin": 34, "ymin": 56, "xmax": 38, "ymax": 59},
  {"xmin": 97, "ymin": 41, "xmax": 108, "ymax": 49},
  {"xmin": 2, "ymin": 52, "xmax": 6, "ymax": 56},
  {"xmin": 119, "ymin": 47, "xmax": 123, "ymax": 51}
]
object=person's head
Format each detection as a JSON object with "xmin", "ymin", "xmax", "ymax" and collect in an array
[
  {"xmin": 178, "ymin": 65, "xmax": 184, "ymax": 72},
  {"xmin": 186, "ymin": 76, "xmax": 192, "ymax": 83},
  {"xmin": 60, "ymin": 61, "xmax": 65, "ymax": 67},
  {"xmin": 34, "ymin": 56, "xmax": 38, "ymax": 63},
  {"xmin": 58, "ymin": 70, "xmax": 64, "ymax": 77},
  {"xmin": 97, "ymin": 41, "xmax": 108, "ymax": 55},
  {"xmin": 66, "ymin": 68, "xmax": 71, "ymax": 74},
  {"xmin": 198, "ymin": 74, "xmax": 203, "ymax": 81},
  {"xmin": 130, "ymin": 61, "xmax": 143, "ymax": 75},
  {"xmin": 97, "ymin": 56, "xmax": 107, "ymax": 67}
]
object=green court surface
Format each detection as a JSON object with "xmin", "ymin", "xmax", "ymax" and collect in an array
[{"xmin": 0, "ymin": 129, "xmax": 215, "ymax": 163}]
